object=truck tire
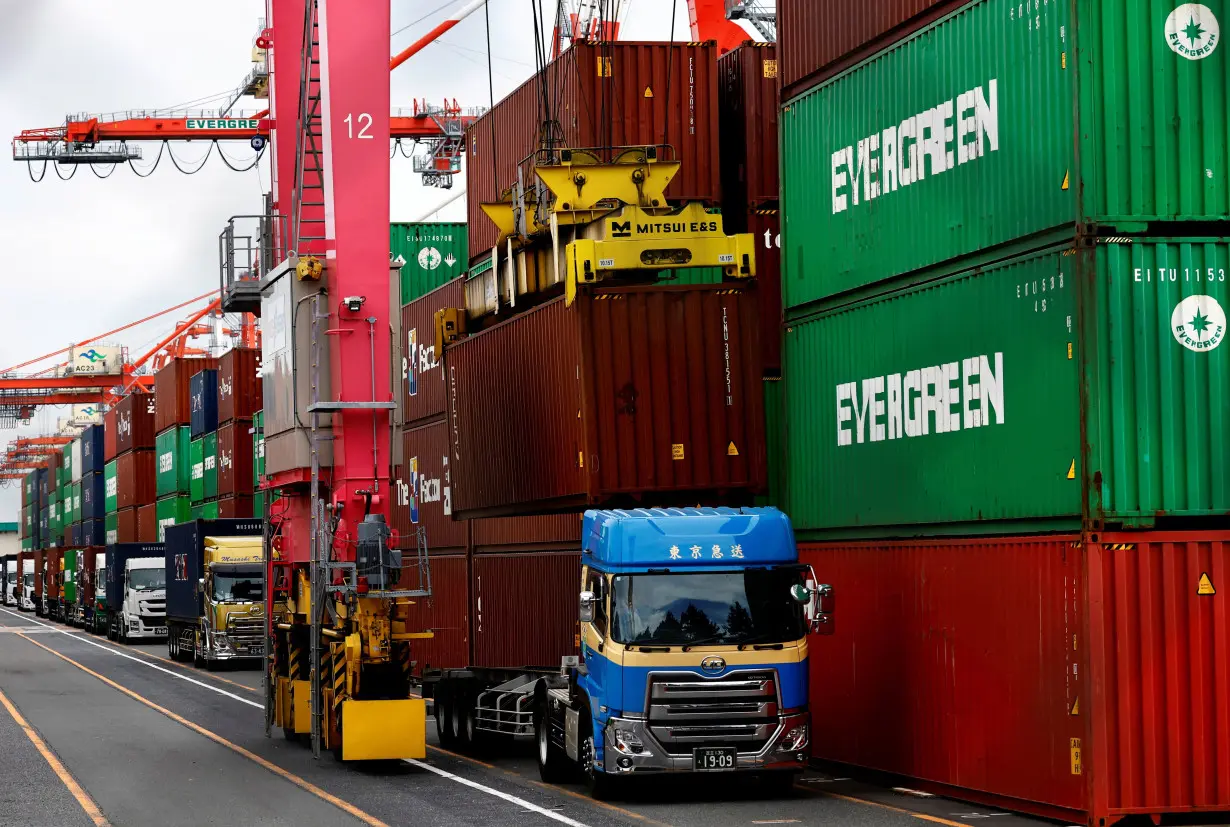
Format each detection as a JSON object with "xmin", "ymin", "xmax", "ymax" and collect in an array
[
  {"xmin": 581, "ymin": 717, "xmax": 618, "ymax": 800},
  {"xmin": 534, "ymin": 702, "xmax": 570, "ymax": 784},
  {"xmin": 451, "ymin": 691, "xmax": 473, "ymax": 750},
  {"xmin": 434, "ymin": 692, "xmax": 456, "ymax": 747},
  {"xmin": 167, "ymin": 627, "xmax": 177, "ymax": 661},
  {"xmin": 194, "ymin": 633, "xmax": 205, "ymax": 669}
]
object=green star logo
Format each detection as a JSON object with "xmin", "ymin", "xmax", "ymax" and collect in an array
[
  {"xmin": 1190, "ymin": 307, "xmax": 1212, "ymax": 338},
  {"xmin": 1185, "ymin": 16, "xmax": 1208, "ymax": 45}
]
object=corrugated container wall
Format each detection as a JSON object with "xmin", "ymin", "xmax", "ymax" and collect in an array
[
  {"xmin": 783, "ymin": 238, "xmax": 1230, "ymax": 538},
  {"xmin": 391, "ymin": 223, "xmax": 469, "ymax": 304},
  {"xmin": 471, "ymin": 552, "xmax": 580, "ymax": 669},
  {"xmin": 782, "ymin": 0, "xmax": 1230, "ymax": 311},
  {"xmin": 115, "ymin": 450, "xmax": 156, "ymax": 511},
  {"xmin": 748, "ymin": 210, "xmax": 782, "ymax": 375},
  {"xmin": 155, "ymin": 358, "xmax": 218, "ymax": 433},
  {"xmin": 216, "ymin": 495, "xmax": 253, "ymax": 519},
  {"xmin": 800, "ymin": 531, "xmax": 1230, "ymax": 826},
  {"xmin": 401, "ymin": 421, "xmax": 468, "ymax": 553},
  {"xmin": 80, "ymin": 424, "xmax": 104, "ymax": 476},
  {"xmin": 137, "ymin": 504, "xmax": 157, "ymax": 544},
  {"xmin": 446, "ymin": 285, "xmax": 765, "ymax": 518},
  {"xmin": 400, "ymin": 554, "xmax": 470, "ymax": 675},
  {"xmin": 472, "ymin": 513, "xmax": 582, "ymax": 551},
  {"xmin": 190, "ymin": 369, "xmax": 219, "ymax": 438},
  {"xmin": 777, "ymin": 0, "xmax": 969, "ymax": 98},
  {"xmin": 114, "ymin": 393, "xmax": 156, "ymax": 454},
  {"xmin": 466, "ymin": 41, "xmax": 721, "ymax": 262},
  {"xmin": 103, "ymin": 407, "xmax": 118, "ymax": 461},
  {"xmin": 718, "ymin": 42, "xmax": 779, "ymax": 216},
  {"xmin": 216, "ymin": 421, "xmax": 253, "ymax": 498},
  {"xmin": 401, "ymin": 279, "xmax": 466, "ymax": 426},
  {"xmin": 217, "ymin": 348, "xmax": 262, "ymax": 424}
]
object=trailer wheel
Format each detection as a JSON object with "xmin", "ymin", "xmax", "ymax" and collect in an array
[
  {"xmin": 452, "ymin": 690, "xmax": 473, "ymax": 749},
  {"xmin": 534, "ymin": 702, "xmax": 570, "ymax": 784}
]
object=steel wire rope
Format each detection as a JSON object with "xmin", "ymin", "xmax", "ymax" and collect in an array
[
  {"xmin": 484, "ymin": 0, "xmax": 499, "ymax": 201},
  {"xmin": 391, "ymin": 0, "xmax": 457, "ymax": 39},
  {"xmin": 662, "ymin": 0, "xmax": 677, "ymax": 150},
  {"xmin": 166, "ymin": 142, "xmax": 215, "ymax": 174},
  {"xmin": 127, "ymin": 142, "xmax": 166, "ymax": 177}
]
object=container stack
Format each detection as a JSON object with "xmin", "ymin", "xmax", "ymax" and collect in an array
[
  {"xmin": 776, "ymin": 1, "xmax": 1230, "ymax": 823},
  {"xmin": 391, "ymin": 222, "xmax": 467, "ymax": 306},
  {"xmin": 79, "ymin": 424, "xmax": 105, "ymax": 547},
  {"xmin": 215, "ymin": 348, "xmax": 261, "ymax": 520},
  {"xmin": 184, "ymin": 364, "xmax": 220, "ymax": 521},
  {"xmin": 106, "ymin": 391, "xmax": 157, "ymax": 544}
]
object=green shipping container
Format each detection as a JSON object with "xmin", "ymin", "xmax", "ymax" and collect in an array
[
  {"xmin": 190, "ymin": 438, "xmax": 205, "ymax": 504},
  {"xmin": 62, "ymin": 549, "xmax": 77, "ymax": 606},
  {"xmin": 21, "ymin": 537, "xmax": 32, "ymax": 552},
  {"xmin": 203, "ymin": 431, "xmax": 218, "ymax": 500},
  {"xmin": 71, "ymin": 482, "xmax": 81, "ymax": 526},
  {"xmin": 192, "ymin": 501, "xmax": 220, "ymax": 521},
  {"xmin": 105, "ymin": 512, "xmax": 118, "ymax": 545},
  {"xmin": 61, "ymin": 446, "xmax": 73, "ymax": 486},
  {"xmin": 156, "ymin": 426, "xmax": 193, "ymax": 498},
  {"xmin": 784, "ymin": 237, "xmax": 1230, "ymax": 537},
  {"xmin": 104, "ymin": 460, "xmax": 118, "ymax": 514},
  {"xmin": 391, "ymin": 222, "xmax": 468, "ymax": 305},
  {"xmin": 156, "ymin": 495, "xmax": 192, "ymax": 542},
  {"xmin": 783, "ymin": 0, "xmax": 1230, "ymax": 310},
  {"xmin": 253, "ymin": 410, "xmax": 264, "ymax": 487},
  {"xmin": 49, "ymin": 493, "xmax": 60, "ymax": 535}
]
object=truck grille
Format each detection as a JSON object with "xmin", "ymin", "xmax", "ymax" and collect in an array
[
  {"xmin": 646, "ymin": 671, "xmax": 778, "ymax": 756},
  {"xmin": 139, "ymin": 598, "xmax": 165, "ymax": 619},
  {"xmin": 226, "ymin": 615, "xmax": 265, "ymax": 653}
]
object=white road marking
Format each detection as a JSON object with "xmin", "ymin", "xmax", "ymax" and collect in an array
[
  {"xmin": 2, "ymin": 606, "xmax": 593, "ymax": 827},
  {"xmin": 893, "ymin": 788, "xmax": 935, "ymax": 798}
]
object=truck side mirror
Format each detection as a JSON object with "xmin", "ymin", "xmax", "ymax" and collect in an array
[
  {"xmin": 198, "ymin": 578, "xmax": 205, "ymax": 594},
  {"xmin": 579, "ymin": 590, "xmax": 596, "ymax": 624}
]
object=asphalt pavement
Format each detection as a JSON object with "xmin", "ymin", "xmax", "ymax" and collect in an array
[{"xmin": 0, "ymin": 606, "xmax": 1066, "ymax": 827}]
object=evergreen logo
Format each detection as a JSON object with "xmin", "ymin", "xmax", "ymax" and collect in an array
[
  {"xmin": 417, "ymin": 247, "xmax": 442, "ymax": 270},
  {"xmin": 1166, "ymin": 4, "xmax": 1220, "ymax": 60},
  {"xmin": 1172, "ymin": 295, "xmax": 1226, "ymax": 351}
]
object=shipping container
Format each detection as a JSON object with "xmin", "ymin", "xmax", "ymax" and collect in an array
[
  {"xmin": 399, "ymin": 421, "xmax": 468, "ymax": 553},
  {"xmin": 103, "ymin": 406, "xmax": 118, "ymax": 461},
  {"xmin": 104, "ymin": 513, "xmax": 118, "ymax": 546},
  {"xmin": 470, "ymin": 551, "xmax": 580, "ymax": 669},
  {"xmin": 391, "ymin": 223, "xmax": 469, "ymax": 304},
  {"xmin": 401, "ymin": 279, "xmax": 465, "ymax": 426},
  {"xmin": 778, "ymin": 0, "xmax": 969, "ymax": 98},
  {"xmin": 79, "ymin": 547, "xmax": 101, "ymax": 611},
  {"xmin": 103, "ymin": 460, "xmax": 117, "ymax": 515},
  {"xmin": 253, "ymin": 491, "xmax": 267, "ymax": 520},
  {"xmin": 104, "ymin": 543, "xmax": 164, "ymax": 612},
  {"xmin": 154, "ymin": 357, "xmax": 218, "ymax": 433},
  {"xmin": 216, "ymin": 495, "xmax": 253, "ymax": 519},
  {"xmin": 216, "ymin": 421, "xmax": 253, "ymax": 498},
  {"xmin": 748, "ymin": 209, "xmax": 782, "ymax": 375},
  {"xmin": 191, "ymin": 501, "xmax": 220, "ymax": 521},
  {"xmin": 718, "ymin": 42, "xmax": 779, "ymax": 215},
  {"xmin": 32, "ymin": 549, "xmax": 43, "ymax": 609},
  {"xmin": 44, "ymin": 549, "xmax": 62, "ymax": 606},
  {"xmin": 164, "ymin": 520, "xmax": 263, "ymax": 627},
  {"xmin": 252, "ymin": 410, "xmax": 264, "ymax": 488},
  {"xmin": 190, "ymin": 438, "xmax": 204, "ymax": 504},
  {"xmin": 155, "ymin": 426, "xmax": 192, "ymax": 498},
  {"xmin": 115, "ymin": 450, "xmax": 155, "ymax": 511},
  {"xmin": 446, "ymin": 284, "xmax": 765, "ymax": 518},
  {"xmin": 155, "ymin": 496, "xmax": 192, "ymax": 542},
  {"xmin": 203, "ymin": 431, "xmax": 218, "ymax": 501},
  {"xmin": 466, "ymin": 41, "xmax": 722, "ymax": 262},
  {"xmin": 80, "ymin": 424, "xmax": 104, "ymax": 476},
  {"xmin": 784, "ymin": 238, "xmax": 1230, "ymax": 537},
  {"xmin": 217, "ymin": 348, "xmax": 262, "ymax": 424},
  {"xmin": 471, "ymin": 513, "xmax": 582, "ymax": 551},
  {"xmin": 400, "ymin": 554, "xmax": 469, "ymax": 675},
  {"xmin": 115, "ymin": 508, "xmax": 138, "ymax": 544},
  {"xmin": 68, "ymin": 439, "xmax": 81, "ymax": 483},
  {"xmin": 79, "ymin": 519, "xmax": 103, "ymax": 547},
  {"xmin": 114, "ymin": 392, "xmax": 157, "ymax": 454},
  {"xmin": 801, "ymin": 531, "xmax": 1230, "ymax": 825},
  {"xmin": 136, "ymin": 504, "xmax": 157, "ymax": 544},
  {"xmin": 189, "ymin": 369, "xmax": 219, "ymax": 438},
  {"xmin": 782, "ymin": 0, "xmax": 1230, "ymax": 311}
]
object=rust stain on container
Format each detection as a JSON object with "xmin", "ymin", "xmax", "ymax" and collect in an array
[
  {"xmin": 216, "ymin": 420, "xmax": 254, "ymax": 498},
  {"xmin": 401, "ymin": 279, "xmax": 465, "ymax": 427},
  {"xmin": 471, "ymin": 551, "xmax": 580, "ymax": 670},
  {"xmin": 466, "ymin": 41, "xmax": 722, "ymax": 263},
  {"xmin": 401, "ymin": 420, "xmax": 468, "ymax": 553},
  {"xmin": 719, "ymin": 42, "xmax": 779, "ymax": 214},
  {"xmin": 801, "ymin": 530, "xmax": 1230, "ymax": 826},
  {"xmin": 114, "ymin": 392, "xmax": 157, "ymax": 454},
  {"xmin": 402, "ymin": 554, "xmax": 470, "ymax": 675},
  {"xmin": 136, "ymin": 503, "xmax": 157, "ymax": 543},
  {"xmin": 446, "ymin": 284, "xmax": 765, "ymax": 519},
  {"xmin": 154, "ymin": 357, "xmax": 219, "ymax": 433},
  {"xmin": 115, "ymin": 450, "xmax": 156, "ymax": 510},
  {"xmin": 217, "ymin": 348, "xmax": 262, "ymax": 424}
]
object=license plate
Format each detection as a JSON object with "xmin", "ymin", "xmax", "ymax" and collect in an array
[
  {"xmin": 693, "ymin": 747, "xmax": 737, "ymax": 772},
  {"xmin": 155, "ymin": 628, "xmax": 167, "ymax": 636}
]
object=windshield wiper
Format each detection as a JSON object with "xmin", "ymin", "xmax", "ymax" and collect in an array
[
  {"xmin": 681, "ymin": 634, "xmax": 727, "ymax": 652},
  {"xmin": 735, "ymin": 633, "xmax": 785, "ymax": 651}
]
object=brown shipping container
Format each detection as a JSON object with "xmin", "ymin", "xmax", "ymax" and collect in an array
[
  {"xmin": 136, "ymin": 503, "xmax": 158, "ymax": 543},
  {"xmin": 80, "ymin": 548, "xmax": 101, "ymax": 607},
  {"xmin": 401, "ymin": 279, "xmax": 466, "ymax": 426},
  {"xmin": 114, "ymin": 392, "xmax": 157, "ymax": 454},
  {"xmin": 154, "ymin": 357, "xmax": 219, "ymax": 433},
  {"xmin": 217, "ymin": 348, "xmax": 262, "ymax": 424},
  {"xmin": 217, "ymin": 495, "xmax": 254, "ymax": 519},
  {"xmin": 472, "ymin": 513, "xmax": 581, "ymax": 551},
  {"xmin": 401, "ymin": 554, "xmax": 470, "ymax": 675},
  {"xmin": 103, "ymin": 406, "xmax": 118, "ymax": 461},
  {"xmin": 447, "ymin": 284, "xmax": 765, "ymax": 518},
  {"xmin": 216, "ymin": 420, "xmax": 254, "ymax": 497},
  {"xmin": 400, "ymin": 421, "xmax": 469, "ymax": 553},
  {"xmin": 116, "ymin": 508, "xmax": 138, "ymax": 543},
  {"xmin": 801, "ymin": 531, "xmax": 1230, "ymax": 826},
  {"xmin": 748, "ymin": 210, "xmax": 782, "ymax": 375},
  {"xmin": 779, "ymin": 0, "xmax": 970, "ymax": 98},
  {"xmin": 45, "ymin": 549, "xmax": 62, "ymax": 604},
  {"xmin": 718, "ymin": 43, "xmax": 779, "ymax": 215},
  {"xmin": 466, "ymin": 41, "xmax": 721, "ymax": 262},
  {"xmin": 116, "ymin": 450, "xmax": 156, "ymax": 510},
  {"xmin": 471, "ymin": 552, "xmax": 580, "ymax": 670}
]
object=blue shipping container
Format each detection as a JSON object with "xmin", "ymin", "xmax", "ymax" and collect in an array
[
  {"xmin": 81, "ymin": 471, "xmax": 105, "ymax": 521},
  {"xmin": 80, "ymin": 425, "xmax": 105, "ymax": 476},
  {"xmin": 189, "ymin": 369, "xmax": 219, "ymax": 438},
  {"xmin": 80, "ymin": 519, "xmax": 104, "ymax": 547},
  {"xmin": 105, "ymin": 543, "xmax": 165, "ymax": 609}
]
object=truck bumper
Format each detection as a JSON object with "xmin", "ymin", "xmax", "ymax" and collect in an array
[
  {"xmin": 125, "ymin": 616, "xmax": 167, "ymax": 638},
  {"xmin": 601, "ymin": 711, "xmax": 810, "ymax": 775}
]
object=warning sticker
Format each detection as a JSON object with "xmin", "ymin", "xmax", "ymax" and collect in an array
[
  {"xmin": 1199, "ymin": 573, "xmax": 1217, "ymax": 596},
  {"xmin": 1070, "ymin": 697, "xmax": 1080, "ymax": 716},
  {"xmin": 643, "ymin": 86, "xmax": 654, "ymax": 98},
  {"xmin": 727, "ymin": 441, "xmax": 739, "ymax": 457},
  {"xmin": 1067, "ymin": 460, "xmax": 1076, "ymax": 480},
  {"xmin": 1070, "ymin": 738, "xmax": 1083, "ymax": 775},
  {"xmin": 672, "ymin": 444, "xmax": 685, "ymax": 460}
]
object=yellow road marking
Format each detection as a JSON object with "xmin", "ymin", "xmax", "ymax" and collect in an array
[
  {"xmin": 0, "ymin": 684, "xmax": 109, "ymax": 826},
  {"xmin": 428, "ymin": 743, "xmax": 495, "ymax": 769},
  {"xmin": 19, "ymin": 633, "xmax": 388, "ymax": 827},
  {"xmin": 797, "ymin": 784, "xmax": 970, "ymax": 827}
]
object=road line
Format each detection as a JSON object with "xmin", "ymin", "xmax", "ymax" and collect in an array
[
  {"xmin": 428, "ymin": 743, "xmax": 496, "ymax": 769},
  {"xmin": 798, "ymin": 785, "xmax": 970, "ymax": 827},
  {"xmin": 529, "ymin": 780, "xmax": 675, "ymax": 827},
  {"xmin": 0, "ymin": 607, "xmax": 262, "ymax": 709},
  {"xmin": 18, "ymin": 632, "xmax": 388, "ymax": 827},
  {"xmin": 406, "ymin": 758, "xmax": 591, "ymax": 827},
  {"xmin": 0, "ymin": 684, "xmax": 110, "ymax": 826}
]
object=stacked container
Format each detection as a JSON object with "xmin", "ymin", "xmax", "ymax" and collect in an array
[
  {"xmin": 79, "ymin": 424, "xmax": 105, "ymax": 546},
  {"xmin": 391, "ymin": 223, "xmax": 468, "ymax": 306},
  {"xmin": 776, "ymin": 1, "xmax": 1230, "ymax": 823},
  {"xmin": 215, "ymin": 347, "xmax": 261, "ymax": 521}
]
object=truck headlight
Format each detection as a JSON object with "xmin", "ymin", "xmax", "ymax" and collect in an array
[
  {"xmin": 608, "ymin": 721, "xmax": 645, "ymax": 755},
  {"xmin": 212, "ymin": 632, "xmax": 234, "ymax": 652},
  {"xmin": 777, "ymin": 722, "xmax": 809, "ymax": 753}
]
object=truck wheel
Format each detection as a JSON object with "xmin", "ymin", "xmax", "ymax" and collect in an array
[
  {"xmin": 193, "ymin": 635, "xmax": 205, "ymax": 669},
  {"xmin": 434, "ymin": 693, "xmax": 456, "ymax": 747},
  {"xmin": 167, "ymin": 630, "xmax": 177, "ymax": 661},
  {"xmin": 451, "ymin": 692, "xmax": 472, "ymax": 750},
  {"xmin": 534, "ymin": 704, "xmax": 570, "ymax": 784},
  {"xmin": 581, "ymin": 718, "xmax": 618, "ymax": 800}
]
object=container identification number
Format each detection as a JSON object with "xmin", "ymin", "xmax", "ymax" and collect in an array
[{"xmin": 1134, "ymin": 268, "xmax": 1227, "ymax": 283}]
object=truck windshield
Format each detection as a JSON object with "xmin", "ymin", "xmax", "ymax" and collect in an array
[
  {"xmin": 610, "ymin": 569, "xmax": 806, "ymax": 647},
  {"xmin": 213, "ymin": 567, "xmax": 264, "ymax": 602},
  {"xmin": 129, "ymin": 569, "xmax": 165, "ymax": 591}
]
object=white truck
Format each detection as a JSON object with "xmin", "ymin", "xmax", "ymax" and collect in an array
[
  {"xmin": 2, "ymin": 556, "xmax": 16, "ymax": 607},
  {"xmin": 20, "ymin": 558, "xmax": 35, "ymax": 611},
  {"xmin": 105, "ymin": 544, "xmax": 167, "ymax": 642}
]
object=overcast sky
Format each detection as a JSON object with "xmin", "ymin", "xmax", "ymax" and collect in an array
[{"xmin": 0, "ymin": 0, "xmax": 753, "ymax": 520}]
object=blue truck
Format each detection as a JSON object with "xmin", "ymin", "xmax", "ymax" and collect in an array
[{"xmin": 426, "ymin": 507, "xmax": 832, "ymax": 798}]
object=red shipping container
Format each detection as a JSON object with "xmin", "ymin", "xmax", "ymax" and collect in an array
[
  {"xmin": 401, "ymin": 554, "xmax": 470, "ymax": 675},
  {"xmin": 116, "ymin": 450, "xmax": 156, "ymax": 510},
  {"xmin": 116, "ymin": 507, "xmax": 139, "ymax": 543},
  {"xmin": 114, "ymin": 392, "xmax": 157, "ymax": 454},
  {"xmin": 79, "ymin": 547, "xmax": 101, "ymax": 607},
  {"xmin": 801, "ymin": 531, "xmax": 1230, "ymax": 826},
  {"xmin": 400, "ymin": 421, "xmax": 468, "ymax": 553},
  {"xmin": 718, "ymin": 43, "xmax": 779, "ymax": 214},
  {"xmin": 45, "ymin": 549, "xmax": 62, "ymax": 605},
  {"xmin": 216, "ymin": 420, "xmax": 254, "ymax": 497},
  {"xmin": 466, "ymin": 41, "xmax": 722, "ymax": 263},
  {"xmin": 218, "ymin": 348, "xmax": 262, "ymax": 424},
  {"xmin": 103, "ymin": 406, "xmax": 118, "ymax": 461},
  {"xmin": 217, "ymin": 495, "xmax": 254, "ymax": 519},
  {"xmin": 446, "ymin": 284, "xmax": 765, "ymax": 519},
  {"xmin": 747, "ymin": 210, "xmax": 782, "ymax": 376},
  {"xmin": 136, "ymin": 503, "xmax": 157, "ymax": 543},
  {"xmin": 778, "ymin": 0, "xmax": 971, "ymax": 100},
  {"xmin": 401, "ymin": 279, "xmax": 465, "ymax": 426},
  {"xmin": 154, "ymin": 357, "xmax": 219, "ymax": 433},
  {"xmin": 471, "ymin": 552, "xmax": 580, "ymax": 669}
]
